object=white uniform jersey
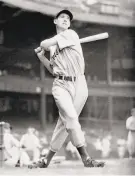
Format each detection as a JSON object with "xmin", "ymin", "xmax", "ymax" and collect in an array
[
  {"xmin": 20, "ymin": 133, "xmax": 41, "ymax": 150},
  {"xmin": 4, "ymin": 133, "xmax": 19, "ymax": 150},
  {"xmin": 50, "ymin": 29, "xmax": 85, "ymax": 77},
  {"xmin": 126, "ymin": 116, "xmax": 135, "ymax": 157},
  {"xmin": 126, "ymin": 116, "xmax": 135, "ymax": 130}
]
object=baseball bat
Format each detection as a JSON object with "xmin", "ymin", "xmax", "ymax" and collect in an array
[{"xmin": 80, "ymin": 32, "xmax": 109, "ymax": 43}]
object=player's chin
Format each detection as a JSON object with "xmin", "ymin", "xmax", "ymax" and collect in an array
[{"xmin": 61, "ymin": 25, "xmax": 69, "ymax": 30}]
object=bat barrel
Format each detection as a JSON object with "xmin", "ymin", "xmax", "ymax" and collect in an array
[{"xmin": 80, "ymin": 32, "xmax": 109, "ymax": 44}]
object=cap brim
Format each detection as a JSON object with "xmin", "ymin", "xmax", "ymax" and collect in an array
[{"xmin": 56, "ymin": 10, "xmax": 73, "ymax": 21}]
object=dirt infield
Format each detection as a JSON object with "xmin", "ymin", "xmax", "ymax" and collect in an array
[{"xmin": 0, "ymin": 159, "xmax": 135, "ymax": 175}]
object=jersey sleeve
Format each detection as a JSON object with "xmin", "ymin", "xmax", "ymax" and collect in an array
[
  {"xmin": 54, "ymin": 29, "xmax": 79, "ymax": 50},
  {"xmin": 20, "ymin": 135, "xmax": 25, "ymax": 147},
  {"xmin": 126, "ymin": 117, "xmax": 132, "ymax": 130},
  {"xmin": 126, "ymin": 117, "xmax": 131, "ymax": 129}
]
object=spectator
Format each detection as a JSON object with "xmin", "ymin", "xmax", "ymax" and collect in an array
[{"xmin": 126, "ymin": 108, "xmax": 135, "ymax": 159}]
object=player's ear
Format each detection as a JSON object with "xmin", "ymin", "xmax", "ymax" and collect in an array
[
  {"xmin": 68, "ymin": 22, "xmax": 71, "ymax": 29},
  {"xmin": 54, "ymin": 18, "xmax": 57, "ymax": 25}
]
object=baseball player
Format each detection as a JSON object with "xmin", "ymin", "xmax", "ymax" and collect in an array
[
  {"xmin": 20, "ymin": 127, "xmax": 42, "ymax": 164},
  {"xmin": 3, "ymin": 123, "xmax": 20, "ymax": 166},
  {"xmin": 126, "ymin": 108, "xmax": 135, "ymax": 158},
  {"xmin": 29, "ymin": 9, "xmax": 105, "ymax": 168}
]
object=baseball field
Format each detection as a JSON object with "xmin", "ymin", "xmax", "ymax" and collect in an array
[{"xmin": 0, "ymin": 158, "xmax": 135, "ymax": 176}]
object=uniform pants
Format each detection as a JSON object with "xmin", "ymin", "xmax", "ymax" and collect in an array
[
  {"xmin": 50, "ymin": 75, "xmax": 88, "ymax": 152},
  {"xmin": 127, "ymin": 131, "xmax": 135, "ymax": 157},
  {"xmin": 4, "ymin": 147, "xmax": 20, "ymax": 166},
  {"xmin": 20, "ymin": 148, "xmax": 40, "ymax": 166}
]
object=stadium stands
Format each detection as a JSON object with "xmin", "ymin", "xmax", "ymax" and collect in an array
[
  {"xmin": 0, "ymin": 0, "xmax": 135, "ymax": 128},
  {"xmin": 0, "ymin": 0, "xmax": 135, "ymax": 26},
  {"xmin": 34, "ymin": 0, "xmax": 85, "ymax": 12}
]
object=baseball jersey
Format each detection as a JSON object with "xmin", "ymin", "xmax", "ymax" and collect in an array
[
  {"xmin": 20, "ymin": 133, "xmax": 41, "ymax": 150},
  {"xmin": 126, "ymin": 116, "xmax": 135, "ymax": 130},
  {"xmin": 4, "ymin": 133, "xmax": 19, "ymax": 150},
  {"xmin": 50, "ymin": 29, "xmax": 85, "ymax": 77}
]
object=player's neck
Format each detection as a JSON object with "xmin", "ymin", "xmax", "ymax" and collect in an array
[{"xmin": 56, "ymin": 27, "xmax": 67, "ymax": 34}]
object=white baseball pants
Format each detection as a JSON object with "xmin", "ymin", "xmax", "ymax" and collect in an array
[
  {"xmin": 50, "ymin": 75, "xmax": 88, "ymax": 152},
  {"xmin": 127, "ymin": 131, "xmax": 135, "ymax": 157}
]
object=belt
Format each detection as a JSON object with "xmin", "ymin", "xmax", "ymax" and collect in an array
[{"xmin": 55, "ymin": 75, "xmax": 76, "ymax": 82}]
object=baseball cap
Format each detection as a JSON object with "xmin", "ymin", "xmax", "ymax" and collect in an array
[{"xmin": 55, "ymin": 9, "xmax": 73, "ymax": 21}]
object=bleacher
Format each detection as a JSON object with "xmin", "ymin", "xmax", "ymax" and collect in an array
[
  {"xmin": 1, "ymin": 0, "xmax": 135, "ymax": 26},
  {"xmin": 33, "ymin": 0, "xmax": 85, "ymax": 12},
  {"xmin": 0, "ymin": 46, "xmax": 40, "ymax": 78}
]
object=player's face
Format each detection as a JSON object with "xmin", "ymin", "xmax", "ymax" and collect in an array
[{"xmin": 55, "ymin": 13, "xmax": 71, "ymax": 30}]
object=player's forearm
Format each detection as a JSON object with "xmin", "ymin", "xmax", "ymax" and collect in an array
[
  {"xmin": 126, "ymin": 125, "xmax": 135, "ymax": 131},
  {"xmin": 40, "ymin": 37, "xmax": 57, "ymax": 51},
  {"xmin": 37, "ymin": 55, "xmax": 53, "ymax": 75}
]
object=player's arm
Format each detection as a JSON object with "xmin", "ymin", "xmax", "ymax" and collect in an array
[
  {"xmin": 40, "ymin": 37, "xmax": 57, "ymax": 51},
  {"xmin": 126, "ymin": 118, "xmax": 135, "ymax": 131},
  {"xmin": 35, "ymin": 47, "xmax": 53, "ymax": 75},
  {"xmin": 11, "ymin": 135, "xmax": 20, "ymax": 147},
  {"xmin": 19, "ymin": 135, "xmax": 25, "ymax": 148},
  {"xmin": 126, "ymin": 118, "xmax": 132, "ymax": 131},
  {"xmin": 126, "ymin": 118, "xmax": 130, "ymax": 130},
  {"xmin": 40, "ymin": 29, "xmax": 76, "ymax": 51}
]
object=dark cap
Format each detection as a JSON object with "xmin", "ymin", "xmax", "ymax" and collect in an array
[{"xmin": 55, "ymin": 9, "xmax": 73, "ymax": 21}]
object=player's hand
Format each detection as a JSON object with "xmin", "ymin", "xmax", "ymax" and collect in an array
[
  {"xmin": 34, "ymin": 47, "xmax": 45, "ymax": 57},
  {"xmin": 34, "ymin": 47, "xmax": 42, "ymax": 53},
  {"xmin": 34, "ymin": 47, "xmax": 45, "ymax": 56}
]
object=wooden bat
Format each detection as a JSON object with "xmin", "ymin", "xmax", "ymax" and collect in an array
[
  {"xmin": 79, "ymin": 32, "xmax": 109, "ymax": 43},
  {"xmin": 35, "ymin": 32, "xmax": 109, "ymax": 52}
]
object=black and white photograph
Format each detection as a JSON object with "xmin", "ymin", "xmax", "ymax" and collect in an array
[{"xmin": 0, "ymin": 0, "xmax": 135, "ymax": 175}]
